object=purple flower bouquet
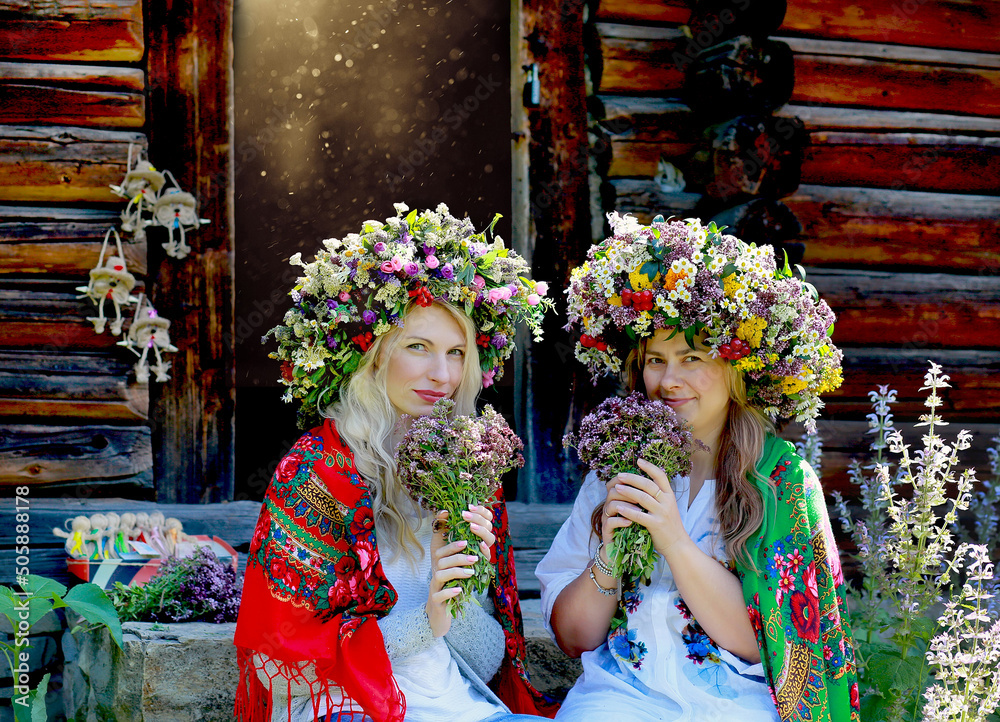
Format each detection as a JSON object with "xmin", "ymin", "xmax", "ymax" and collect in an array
[
  {"xmin": 395, "ymin": 399, "xmax": 524, "ymax": 613},
  {"xmin": 565, "ymin": 392, "xmax": 698, "ymax": 584}
]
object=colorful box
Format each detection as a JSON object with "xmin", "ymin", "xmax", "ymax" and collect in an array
[{"xmin": 66, "ymin": 535, "xmax": 238, "ymax": 589}]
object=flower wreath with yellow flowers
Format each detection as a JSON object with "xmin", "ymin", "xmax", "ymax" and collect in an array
[
  {"xmin": 266, "ymin": 203, "xmax": 554, "ymax": 428},
  {"xmin": 565, "ymin": 212, "xmax": 843, "ymax": 430}
]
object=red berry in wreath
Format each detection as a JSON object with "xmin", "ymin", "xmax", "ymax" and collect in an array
[{"xmin": 621, "ymin": 289, "xmax": 633, "ymax": 306}]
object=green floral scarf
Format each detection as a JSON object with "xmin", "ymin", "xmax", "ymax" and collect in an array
[{"xmin": 737, "ymin": 436, "xmax": 861, "ymax": 721}]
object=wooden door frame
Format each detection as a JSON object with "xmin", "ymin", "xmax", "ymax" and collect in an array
[{"xmin": 146, "ymin": 0, "xmax": 236, "ymax": 502}]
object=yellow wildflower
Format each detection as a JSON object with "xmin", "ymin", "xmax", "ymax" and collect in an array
[
  {"xmin": 608, "ymin": 294, "xmax": 623, "ymax": 307},
  {"xmin": 723, "ymin": 275, "xmax": 742, "ymax": 298},
  {"xmin": 816, "ymin": 366, "xmax": 843, "ymax": 394},
  {"xmin": 780, "ymin": 375, "xmax": 809, "ymax": 395},
  {"xmin": 737, "ymin": 317, "xmax": 767, "ymax": 349},
  {"xmin": 664, "ymin": 268, "xmax": 687, "ymax": 291},
  {"xmin": 734, "ymin": 355, "xmax": 765, "ymax": 373}
]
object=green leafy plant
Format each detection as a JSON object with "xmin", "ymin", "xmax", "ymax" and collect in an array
[
  {"xmin": 831, "ymin": 363, "xmax": 1000, "ymax": 722},
  {"xmin": 0, "ymin": 575, "xmax": 122, "ymax": 722}
]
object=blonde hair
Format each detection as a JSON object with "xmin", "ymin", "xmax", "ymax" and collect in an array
[
  {"xmin": 613, "ymin": 335, "xmax": 774, "ymax": 569},
  {"xmin": 324, "ymin": 300, "xmax": 481, "ymax": 561}
]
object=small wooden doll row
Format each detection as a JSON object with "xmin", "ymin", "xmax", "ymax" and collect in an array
[{"xmin": 52, "ymin": 511, "xmax": 194, "ymax": 560}]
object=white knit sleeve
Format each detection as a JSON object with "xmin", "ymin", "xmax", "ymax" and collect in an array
[
  {"xmin": 376, "ymin": 606, "xmax": 437, "ymax": 662},
  {"xmin": 445, "ymin": 592, "xmax": 505, "ymax": 683}
]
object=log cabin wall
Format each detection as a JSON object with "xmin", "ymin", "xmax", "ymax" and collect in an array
[
  {"xmin": 0, "ymin": 0, "xmax": 235, "ymax": 503},
  {"xmin": 587, "ymin": 0, "xmax": 1000, "ymax": 495}
]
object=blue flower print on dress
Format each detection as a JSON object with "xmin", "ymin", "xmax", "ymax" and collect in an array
[
  {"xmin": 608, "ymin": 625, "xmax": 648, "ymax": 670},
  {"xmin": 622, "ymin": 585, "xmax": 644, "ymax": 614}
]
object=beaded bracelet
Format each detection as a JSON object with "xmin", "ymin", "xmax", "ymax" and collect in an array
[
  {"xmin": 589, "ymin": 567, "xmax": 618, "ymax": 596},
  {"xmin": 593, "ymin": 541, "xmax": 616, "ymax": 579}
]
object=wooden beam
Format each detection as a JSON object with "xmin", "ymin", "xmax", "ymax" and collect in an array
[
  {"xmin": 780, "ymin": 0, "xmax": 1000, "ymax": 55},
  {"xmin": 0, "ymin": 125, "xmax": 145, "ymax": 203},
  {"xmin": 594, "ymin": 23, "xmax": 687, "ymax": 95},
  {"xmin": 595, "ymin": 0, "xmax": 691, "ymax": 25},
  {"xmin": 0, "ymin": 350, "xmax": 147, "ymax": 421},
  {"xmin": 0, "ymin": 424, "xmax": 151, "ymax": 486},
  {"xmin": 0, "ymin": 281, "xmax": 144, "ymax": 350},
  {"xmin": 786, "ymin": 185, "xmax": 1000, "ymax": 273},
  {"xmin": 0, "ymin": 206, "xmax": 146, "ymax": 276},
  {"xmin": 147, "ymin": 0, "xmax": 235, "ymax": 503},
  {"xmin": 777, "ymin": 104, "xmax": 1000, "ymax": 134},
  {"xmin": 801, "ymin": 132, "xmax": 1000, "ymax": 194},
  {"xmin": 0, "ymin": 0, "xmax": 143, "ymax": 63},
  {"xmin": 826, "ymin": 348, "xmax": 1000, "ymax": 420},
  {"xmin": 786, "ymin": 39, "xmax": 1000, "ymax": 117},
  {"xmin": 0, "ymin": 61, "xmax": 145, "ymax": 128},
  {"xmin": 810, "ymin": 268, "xmax": 1000, "ymax": 349},
  {"xmin": 686, "ymin": 35, "xmax": 794, "ymax": 117},
  {"xmin": 522, "ymin": 0, "xmax": 595, "ymax": 503}
]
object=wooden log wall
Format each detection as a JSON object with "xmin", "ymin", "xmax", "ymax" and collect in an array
[
  {"xmin": 587, "ymin": 0, "xmax": 1000, "ymax": 495},
  {"xmin": 0, "ymin": 0, "xmax": 154, "ymax": 497},
  {"xmin": 0, "ymin": 0, "xmax": 235, "ymax": 502}
]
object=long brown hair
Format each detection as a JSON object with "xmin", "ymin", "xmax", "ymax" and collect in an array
[{"xmin": 590, "ymin": 337, "xmax": 773, "ymax": 569}]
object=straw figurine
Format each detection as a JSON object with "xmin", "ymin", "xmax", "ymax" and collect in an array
[
  {"xmin": 52, "ymin": 516, "xmax": 95, "ymax": 559},
  {"xmin": 151, "ymin": 172, "xmax": 210, "ymax": 259},
  {"xmin": 110, "ymin": 145, "xmax": 166, "ymax": 242},
  {"xmin": 76, "ymin": 228, "xmax": 139, "ymax": 336},
  {"xmin": 118, "ymin": 294, "xmax": 178, "ymax": 383}
]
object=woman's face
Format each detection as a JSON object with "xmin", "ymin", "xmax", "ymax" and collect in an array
[
  {"xmin": 642, "ymin": 329, "xmax": 731, "ymax": 443},
  {"xmin": 384, "ymin": 303, "xmax": 467, "ymax": 418}
]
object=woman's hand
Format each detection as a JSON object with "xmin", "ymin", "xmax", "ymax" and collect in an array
[
  {"xmin": 603, "ymin": 458, "xmax": 691, "ymax": 559},
  {"xmin": 425, "ymin": 505, "xmax": 495, "ymax": 637}
]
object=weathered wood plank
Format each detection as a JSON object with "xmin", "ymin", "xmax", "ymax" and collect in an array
[
  {"xmin": 147, "ymin": 0, "xmax": 236, "ymax": 502},
  {"xmin": 0, "ymin": 62, "xmax": 145, "ymax": 128},
  {"xmin": 0, "ymin": 125, "xmax": 146, "ymax": 203},
  {"xmin": 0, "ymin": 0, "xmax": 143, "ymax": 63},
  {"xmin": 788, "ymin": 44, "xmax": 1000, "ymax": 118},
  {"xmin": 0, "ymin": 424, "xmax": 151, "ymax": 486},
  {"xmin": 0, "ymin": 281, "xmax": 144, "ymax": 350},
  {"xmin": 595, "ymin": 0, "xmax": 690, "ymax": 25},
  {"xmin": 608, "ymin": 139, "xmax": 698, "ymax": 176},
  {"xmin": 0, "ymin": 350, "xmax": 147, "ymax": 420},
  {"xmin": 826, "ymin": 348, "xmax": 1000, "ymax": 419},
  {"xmin": 786, "ymin": 185, "xmax": 1000, "ymax": 272},
  {"xmin": 595, "ymin": 23, "xmax": 687, "ymax": 95},
  {"xmin": 776, "ymin": 104, "xmax": 1000, "ymax": 134},
  {"xmin": 780, "ymin": 1, "xmax": 1000, "ymax": 55},
  {"xmin": 801, "ymin": 133, "xmax": 1000, "ymax": 194},
  {"xmin": 810, "ymin": 269, "xmax": 1000, "ymax": 349},
  {"xmin": 596, "ymin": 97, "xmax": 696, "ymax": 141},
  {"xmin": 0, "ymin": 206, "xmax": 146, "ymax": 275}
]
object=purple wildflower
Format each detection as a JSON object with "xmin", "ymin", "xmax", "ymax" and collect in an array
[
  {"xmin": 373, "ymin": 241, "xmax": 386, "ymax": 254},
  {"xmin": 491, "ymin": 334, "xmax": 507, "ymax": 350},
  {"xmin": 440, "ymin": 263, "xmax": 454, "ymax": 280},
  {"xmin": 403, "ymin": 262, "xmax": 420, "ymax": 276},
  {"xmin": 362, "ymin": 310, "xmax": 377, "ymax": 325}
]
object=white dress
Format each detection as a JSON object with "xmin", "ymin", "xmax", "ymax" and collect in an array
[{"xmin": 535, "ymin": 472, "xmax": 780, "ymax": 722}]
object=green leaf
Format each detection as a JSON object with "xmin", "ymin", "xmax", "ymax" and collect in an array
[
  {"xmin": 30, "ymin": 673, "xmax": 49, "ymax": 722},
  {"xmin": 480, "ymin": 250, "xmax": 497, "ymax": 268},
  {"xmin": 64, "ymin": 584, "xmax": 123, "ymax": 649},
  {"xmin": 638, "ymin": 260, "xmax": 660, "ymax": 280},
  {"xmin": 405, "ymin": 209, "xmax": 418, "ymax": 227},
  {"xmin": 487, "ymin": 212, "xmax": 502, "ymax": 236},
  {"xmin": 908, "ymin": 615, "xmax": 938, "ymax": 643},
  {"xmin": 865, "ymin": 648, "xmax": 922, "ymax": 697},
  {"xmin": 652, "ymin": 214, "xmax": 664, "ymax": 223},
  {"xmin": 781, "ymin": 249, "xmax": 792, "ymax": 278},
  {"xmin": 24, "ymin": 576, "xmax": 67, "ymax": 599},
  {"xmin": 859, "ymin": 690, "xmax": 894, "ymax": 722}
]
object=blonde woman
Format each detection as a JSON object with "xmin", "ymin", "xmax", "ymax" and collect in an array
[
  {"xmin": 234, "ymin": 205, "xmax": 555, "ymax": 722},
  {"xmin": 536, "ymin": 215, "xmax": 860, "ymax": 721}
]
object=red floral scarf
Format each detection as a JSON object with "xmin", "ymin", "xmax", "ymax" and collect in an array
[{"xmin": 234, "ymin": 419, "xmax": 556, "ymax": 722}]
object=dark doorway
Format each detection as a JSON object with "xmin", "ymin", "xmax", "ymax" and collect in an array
[{"xmin": 233, "ymin": 0, "xmax": 512, "ymax": 499}]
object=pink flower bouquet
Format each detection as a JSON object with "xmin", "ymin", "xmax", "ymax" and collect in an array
[
  {"xmin": 395, "ymin": 399, "xmax": 524, "ymax": 613},
  {"xmin": 565, "ymin": 392, "xmax": 699, "ymax": 584}
]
